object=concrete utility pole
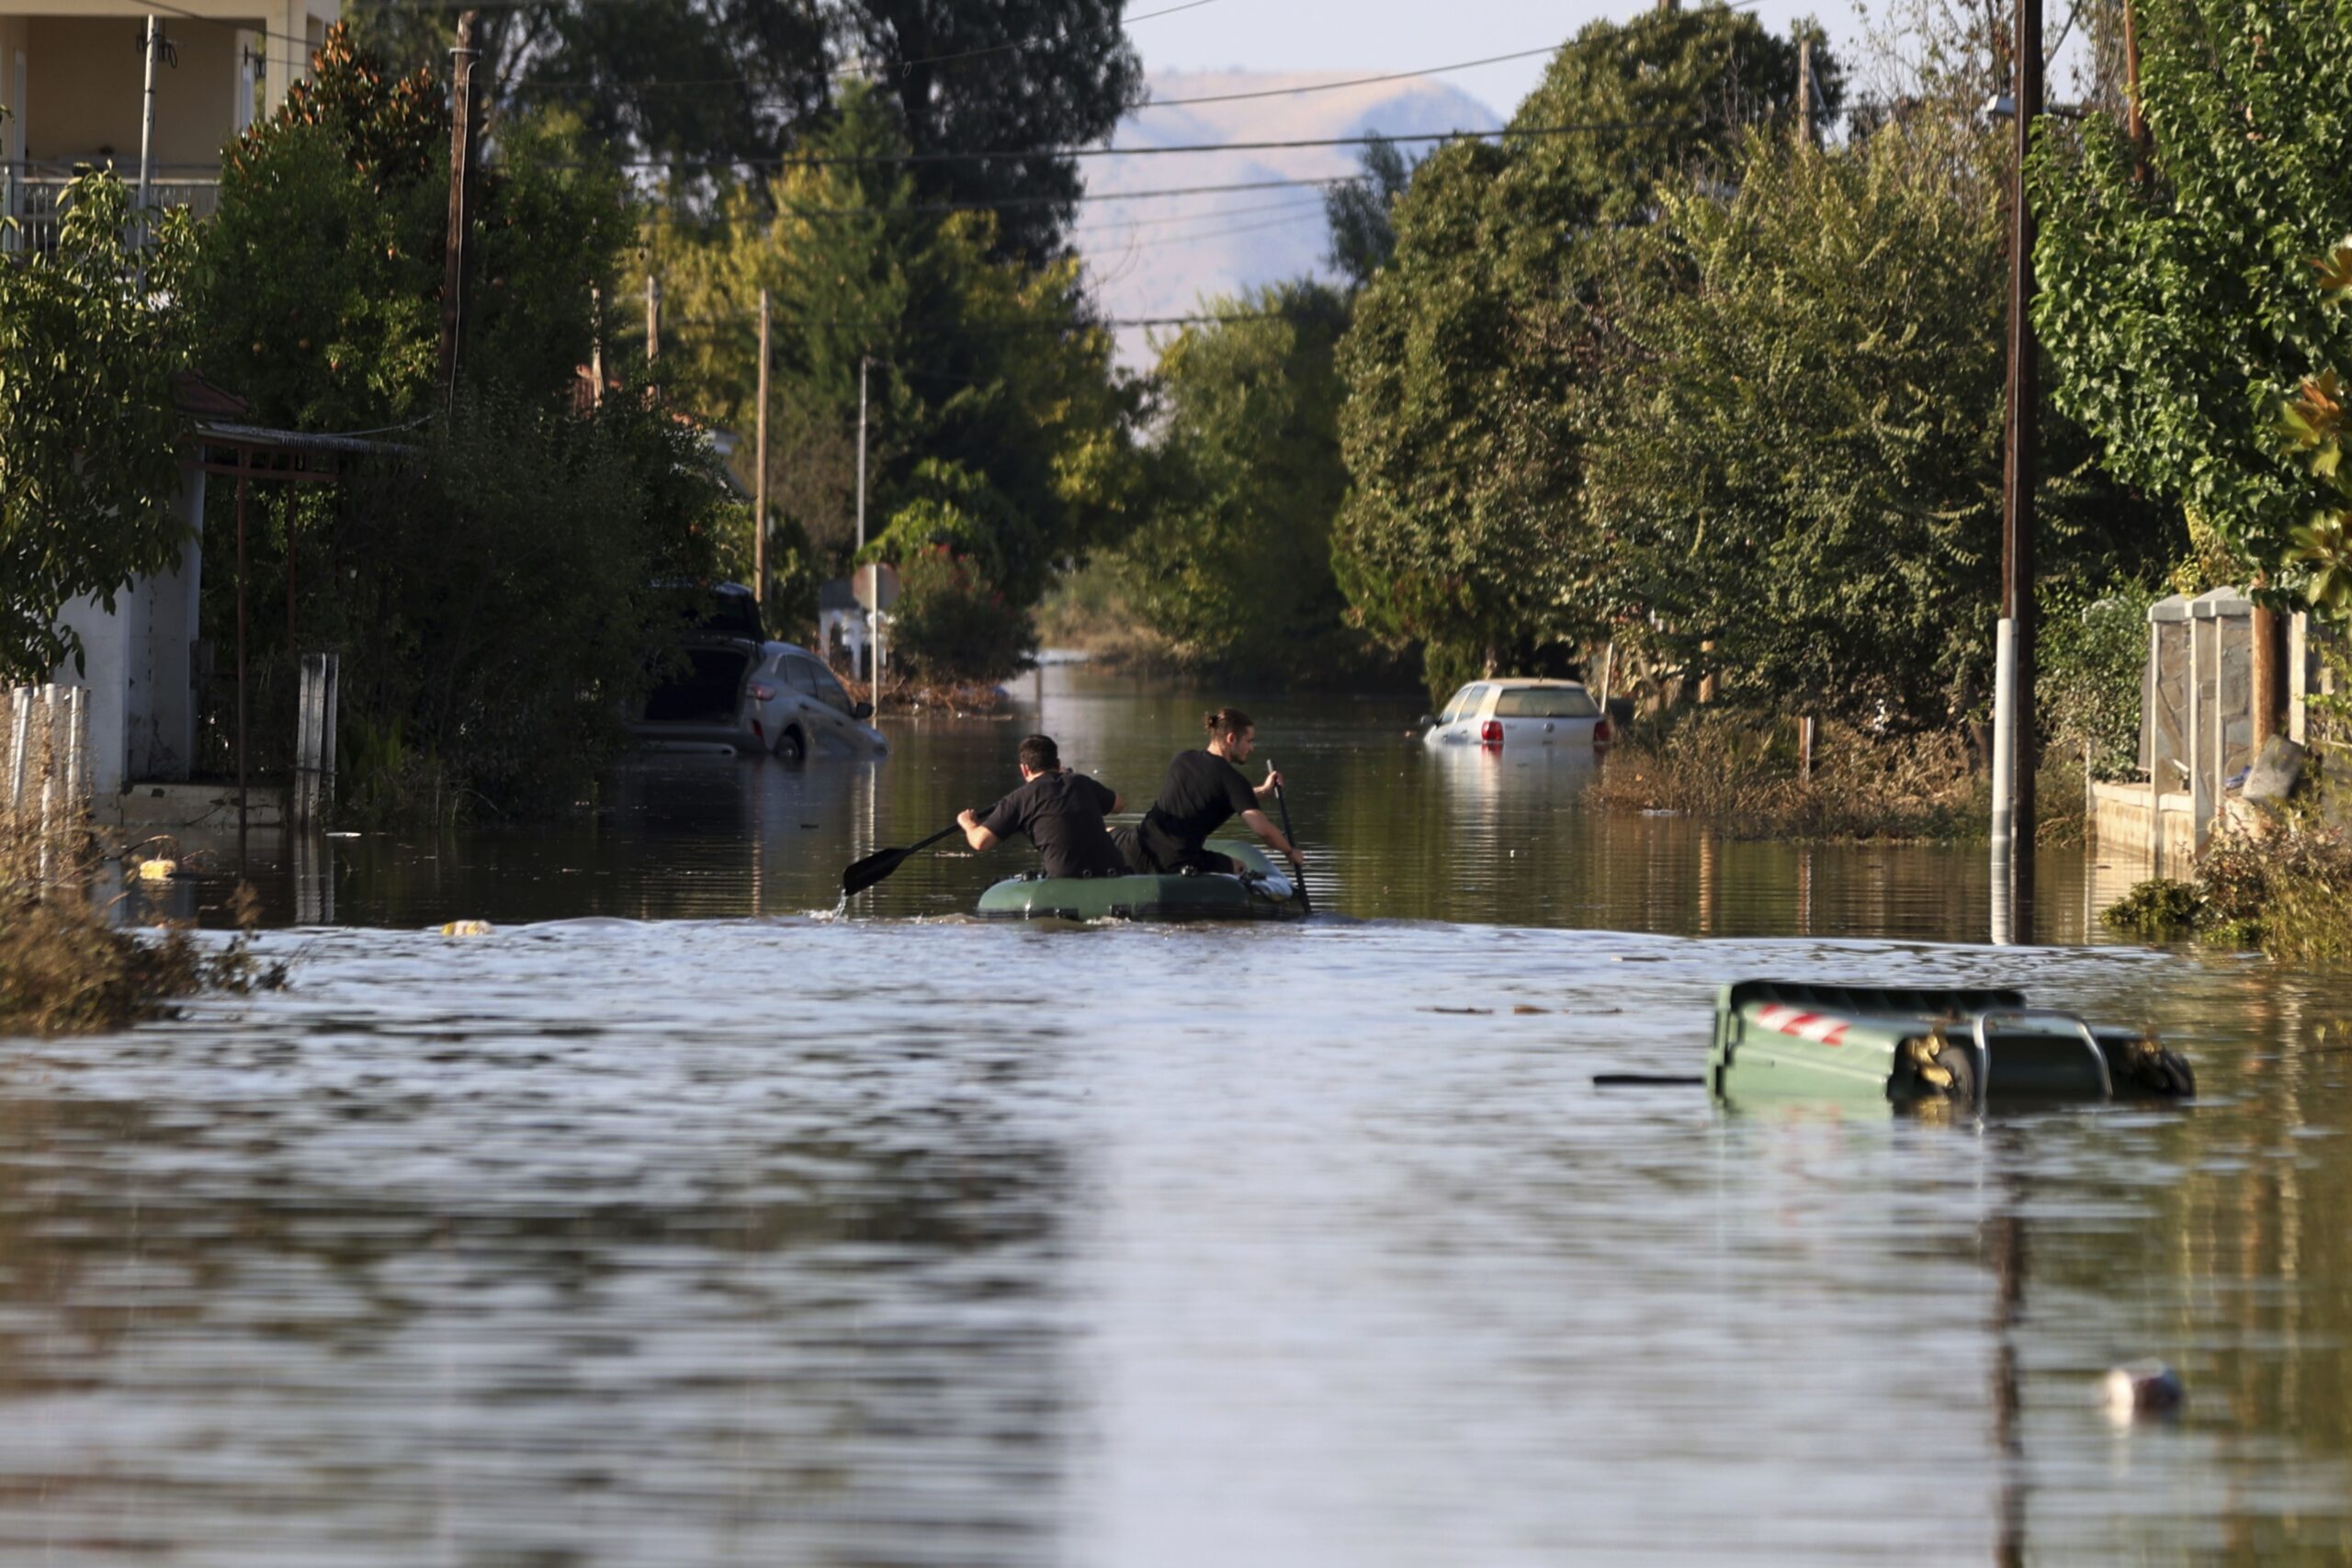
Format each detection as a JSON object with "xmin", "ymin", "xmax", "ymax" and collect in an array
[
  {"xmin": 856, "ymin": 355, "xmax": 872, "ymax": 682},
  {"xmin": 855, "ymin": 355, "xmax": 869, "ymax": 556},
  {"xmin": 1994, "ymin": 0, "xmax": 2042, "ymax": 936},
  {"xmin": 436, "ymin": 9, "xmax": 481, "ymax": 408},
  {"xmin": 135, "ymin": 17, "xmax": 160, "ymax": 219},
  {"xmin": 754, "ymin": 288, "xmax": 771, "ymax": 605},
  {"xmin": 588, "ymin": 283, "xmax": 605, "ymax": 407}
]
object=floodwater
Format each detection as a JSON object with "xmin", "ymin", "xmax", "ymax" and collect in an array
[{"xmin": 8, "ymin": 666, "xmax": 2351, "ymax": 1564}]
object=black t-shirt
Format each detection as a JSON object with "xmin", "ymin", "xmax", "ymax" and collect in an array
[
  {"xmin": 1138, "ymin": 749, "xmax": 1257, "ymax": 860},
  {"xmin": 978, "ymin": 771, "xmax": 1127, "ymax": 879}
]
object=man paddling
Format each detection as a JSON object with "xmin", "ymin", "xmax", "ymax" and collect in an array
[
  {"xmin": 957, "ymin": 734, "xmax": 1128, "ymax": 879},
  {"xmin": 1120, "ymin": 706, "xmax": 1305, "ymax": 877}
]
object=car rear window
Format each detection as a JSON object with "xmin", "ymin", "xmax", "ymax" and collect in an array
[
  {"xmin": 691, "ymin": 591, "xmax": 764, "ymax": 641},
  {"xmin": 1493, "ymin": 686, "xmax": 1598, "ymax": 718}
]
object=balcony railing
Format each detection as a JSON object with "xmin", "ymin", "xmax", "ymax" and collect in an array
[{"xmin": 1, "ymin": 162, "xmax": 221, "ymax": 254}]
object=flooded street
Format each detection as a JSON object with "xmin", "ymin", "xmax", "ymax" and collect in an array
[{"xmin": 7, "ymin": 668, "xmax": 2350, "ymax": 1563}]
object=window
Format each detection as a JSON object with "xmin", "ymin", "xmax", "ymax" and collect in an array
[
  {"xmin": 781, "ymin": 656, "xmax": 823, "ymax": 696},
  {"xmin": 808, "ymin": 663, "xmax": 854, "ymax": 715},
  {"xmin": 1440, "ymin": 685, "xmax": 1485, "ymax": 724},
  {"xmin": 1492, "ymin": 686, "xmax": 1598, "ymax": 719}
]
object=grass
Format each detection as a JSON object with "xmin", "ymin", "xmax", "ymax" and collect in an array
[
  {"xmin": 0, "ymin": 816, "xmax": 279, "ymax": 1037},
  {"xmin": 1585, "ymin": 710, "xmax": 2085, "ymax": 844}
]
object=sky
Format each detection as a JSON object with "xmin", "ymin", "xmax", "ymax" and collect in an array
[{"xmin": 1122, "ymin": 0, "xmax": 1875, "ymax": 125}]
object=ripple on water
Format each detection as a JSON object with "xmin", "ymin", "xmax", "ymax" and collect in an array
[{"xmin": 0, "ymin": 919, "xmax": 2345, "ymax": 1565}]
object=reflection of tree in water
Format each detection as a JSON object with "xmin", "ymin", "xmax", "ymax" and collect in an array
[{"xmin": 0, "ymin": 1026, "xmax": 1079, "ymax": 1565}]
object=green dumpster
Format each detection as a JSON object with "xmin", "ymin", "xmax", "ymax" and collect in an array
[{"xmin": 1708, "ymin": 979, "xmax": 2194, "ymax": 1111}]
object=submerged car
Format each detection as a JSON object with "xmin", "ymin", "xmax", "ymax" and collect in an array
[
  {"xmin": 1421, "ymin": 678, "xmax": 1612, "ymax": 750},
  {"xmin": 631, "ymin": 583, "xmax": 886, "ymax": 760}
]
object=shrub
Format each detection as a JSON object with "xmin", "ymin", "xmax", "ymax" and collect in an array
[
  {"xmin": 2040, "ymin": 581, "xmax": 2159, "ymax": 780},
  {"xmin": 888, "ymin": 546, "xmax": 1032, "ymax": 685}
]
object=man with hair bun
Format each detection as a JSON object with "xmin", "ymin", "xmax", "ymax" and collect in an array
[
  {"xmin": 958, "ymin": 734, "xmax": 1128, "ymax": 879},
  {"xmin": 1120, "ymin": 707, "xmax": 1305, "ymax": 877}
]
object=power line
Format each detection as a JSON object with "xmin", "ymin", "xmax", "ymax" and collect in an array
[
  {"xmin": 581, "ymin": 118, "xmax": 1692, "ymax": 172},
  {"xmin": 634, "ymin": 173, "xmax": 1368, "ymax": 223},
  {"xmin": 1117, "ymin": 44, "xmax": 1567, "ymax": 107},
  {"xmin": 1067, "ymin": 190, "xmax": 1331, "ymax": 236}
]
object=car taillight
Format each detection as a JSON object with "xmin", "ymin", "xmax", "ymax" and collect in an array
[
  {"xmin": 747, "ymin": 682, "xmax": 777, "ymax": 701},
  {"xmin": 1480, "ymin": 719, "xmax": 1503, "ymax": 747},
  {"xmin": 1593, "ymin": 717, "xmax": 1612, "ymax": 747}
]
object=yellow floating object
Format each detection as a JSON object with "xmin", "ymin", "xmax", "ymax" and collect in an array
[
  {"xmin": 439, "ymin": 919, "xmax": 494, "ymax": 936},
  {"xmin": 137, "ymin": 858, "xmax": 178, "ymax": 881}
]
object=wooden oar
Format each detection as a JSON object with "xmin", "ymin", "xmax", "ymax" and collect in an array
[
  {"xmin": 1269, "ymin": 763, "xmax": 1312, "ymax": 916},
  {"xmin": 842, "ymin": 823, "xmax": 962, "ymax": 897}
]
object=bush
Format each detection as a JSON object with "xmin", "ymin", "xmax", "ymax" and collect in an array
[
  {"xmin": 2098, "ymin": 810, "xmax": 2352, "ymax": 958},
  {"xmin": 888, "ymin": 547, "xmax": 1032, "ymax": 685},
  {"xmin": 2040, "ymin": 580, "xmax": 2158, "ymax": 780}
]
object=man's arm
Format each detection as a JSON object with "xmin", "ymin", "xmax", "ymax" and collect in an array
[
  {"xmin": 956, "ymin": 807, "xmax": 1000, "ymax": 852},
  {"xmin": 1239, "ymin": 807, "xmax": 1302, "ymax": 869}
]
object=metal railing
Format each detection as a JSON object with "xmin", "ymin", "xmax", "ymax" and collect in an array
[{"xmin": 1, "ymin": 161, "xmax": 221, "ymax": 254}]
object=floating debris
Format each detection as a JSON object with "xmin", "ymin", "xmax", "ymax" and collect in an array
[
  {"xmin": 439, "ymin": 919, "xmax": 494, "ymax": 937},
  {"xmin": 2101, "ymin": 1360, "xmax": 2185, "ymax": 1424}
]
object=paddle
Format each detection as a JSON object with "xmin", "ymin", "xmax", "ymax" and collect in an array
[
  {"xmin": 1268, "ymin": 761, "xmax": 1312, "ymax": 916},
  {"xmin": 842, "ymin": 822, "xmax": 963, "ymax": 898}
]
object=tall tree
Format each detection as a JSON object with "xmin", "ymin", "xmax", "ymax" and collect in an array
[
  {"xmin": 350, "ymin": 0, "xmax": 1142, "ymax": 262},
  {"xmin": 1118, "ymin": 282, "xmax": 1364, "ymax": 676},
  {"xmin": 1584, "ymin": 122, "xmax": 2175, "ymax": 728},
  {"xmin": 1333, "ymin": 8, "xmax": 1838, "ymax": 697},
  {"xmin": 2031, "ymin": 0, "xmax": 2352, "ymax": 590},
  {"xmin": 1321, "ymin": 135, "xmax": 1415, "ymax": 291}
]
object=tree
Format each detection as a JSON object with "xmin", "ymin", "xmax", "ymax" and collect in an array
[
  {"xmin": 1321, "ymin": 135, "xmax": 1415, "ymax": 291},
  {"xmin": 1116, "ymin": 282, "xmax": 1367, "ymax": 677},
  {"xmin": 0, "ymin": 174, "xmax": 197, "ymax": 680},
  {"xmin": 1582, "ymin": 122, "xmax": 2174, "ymax": 728},
  {"xmin": 1334, "ymin": 8, "xmax": 1837, "ymax": 698},
  {"xmin": 352, "ymin": 0, "xmax": 1141, "ymax": 262},
  {"xmin": 2031, "ymin": 0, "xmax": 2352, "ymax": 591},
  {"xmin": 650, "ymin": 83, "xmax": 1137, "ymax": 635},
  {"xmin": 194, "ymin": 24, "xmax": 628, "ymax": 432}
]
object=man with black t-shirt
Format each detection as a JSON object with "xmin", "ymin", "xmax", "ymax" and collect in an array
[
  {"xmin": 957, "ymin": 734, "xmax": 1128, "ymax": 879},
  {"xmin": 1121, "ymin": 707, "xmax": 1305, "ymax": 877}
]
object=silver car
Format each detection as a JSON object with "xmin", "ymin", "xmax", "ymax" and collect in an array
[
  {"xmin": 747, "ymin": 646, "xmax": 888, "ymax": 761},
  {"xmin": 1421, "ymin": 679, "xmax": 1613, "ymax": 750}
]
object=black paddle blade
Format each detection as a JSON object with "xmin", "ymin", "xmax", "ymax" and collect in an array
[
  {"xmin": 841, "ymin": 822, "xmax": 963, "ymax": 898},
  {"xmin": 841, "ymin": 846, "xmax": 911, "ymax": 897}
]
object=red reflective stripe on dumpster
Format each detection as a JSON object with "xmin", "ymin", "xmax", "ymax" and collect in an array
[{"xmin": 1755, "ymin": 1004, "xmax": 1850, "ymax": 1045}]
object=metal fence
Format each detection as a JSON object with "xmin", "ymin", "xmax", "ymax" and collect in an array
[
  {"xmin": 3, "ymin": 684, "xmax": 91, "ymax": 886},
  {"xmin": 2, "ymin": 163, "xmax": 221, "ymax": 254}
]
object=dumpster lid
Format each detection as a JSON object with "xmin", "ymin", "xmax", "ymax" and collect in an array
[{"xmin": 1721, "ymin": 979, "xmax": 2027, "ymax": 1021}]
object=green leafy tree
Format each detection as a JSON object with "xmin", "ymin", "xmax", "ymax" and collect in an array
[
  {"xmin": 0, "ymin": 173, "xmax": 197, "ymax": 679},
  {"xmin": 1334, "ymin": 8, "xmax": 1837, "ymax": 698},
  {"xmin": 652, "ymin": 83, "xmax": 1137, "ymax": 643},
  {"xmin": 2031, "ymin": 0, "xmax": 2352, "ymax": 590},
  {"xmin": 1118, "ymin": 282, "xmax": 1366, "ymax": 676},
  {"xmin": 355, "ymin": 0, "xmax": 1142, "ymax": 262},
  {"xmin": 1586, "ymin": 122, "xmax": 2175, "ymax": 727},
  {"xmin": 1322, "ymin": 136, "xmax": 1415, "ymax": 291},
  {"xmin": 2269, "ymin": 238, "xmax": 2352, "ymax": 626}
]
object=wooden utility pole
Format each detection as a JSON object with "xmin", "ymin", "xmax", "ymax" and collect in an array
[
  {"xmin": 588, "ymin": 283, "xmax": 605, "ymax": 408},
  {"xmin": 2122, "ymin": 0, "xmax": 2148, "ymax": 182},
  {"xmin": 1796, "ymin": 37, "xmax": 1816, "ymax": 149},
  {"xmin": 437, "ymin": 9, "xmax": 481, "ymax": 408},
  {"xmin": 2000, "ymin": 0, "xmax": 2042, "ymax": 930},
  {"xmin": 754, "ymin": 288, "xmax": 771, "ymax": 605}
]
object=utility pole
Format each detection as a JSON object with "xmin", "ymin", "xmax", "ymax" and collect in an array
[
  {"xmin": 754, "ymin": 288, "xmax": 771, "ymax": 605},
  {"xmin": 856, "ymin": 355, "xmax": 871, "ymax": 682},
  {"xmin": 1795, "ymin": 36, "xmax": 1815, "ymax": 149},
  {"xmin": 588, "ymin": 283, "xmax": 604, "ymax": 408},
  {"xmin": 645, "ymin": 274, "xmax": 661, "ymax": 363},
  {"xmin": 135, "ymin": 17, "xmax": 159, "ymax": 220},
  {"xmin": 1995, "ymin": 0, "xmax": 2042, "ymax": 936},
  {"xmin": 2122, "ymin": 0, "xmax": 2148, "ymax": 182},
  {"xmin": 436, "ymin": 9, "xmax": 480, "ymax": 409}
]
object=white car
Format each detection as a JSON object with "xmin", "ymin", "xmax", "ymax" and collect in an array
[
  {"xmin": 1421, "ymin": 679, "xmax": 1612, "ymax": 750},
  {"xmin": 748, "ymin": 644, "xmax": 888, "ymax": 761}
]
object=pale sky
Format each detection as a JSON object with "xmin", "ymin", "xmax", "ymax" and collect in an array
[{"xmin": 1125, "ymin": 0, "xmax": 1875, "ymax": 125}]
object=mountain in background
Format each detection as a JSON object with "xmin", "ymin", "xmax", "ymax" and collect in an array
[{"xmin": 1080, "ymin": 71, "xmax": 1505, "ymax": 367}]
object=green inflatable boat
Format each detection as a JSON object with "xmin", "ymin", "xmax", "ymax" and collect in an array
[{"xmin": 976, "ymin": 840, "xmax": 1306, "ymax": 922}]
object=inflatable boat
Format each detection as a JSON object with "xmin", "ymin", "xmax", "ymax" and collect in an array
[{"xmin": 976, "ymin": 840, "xmax": 1306, "ymax": 922}]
